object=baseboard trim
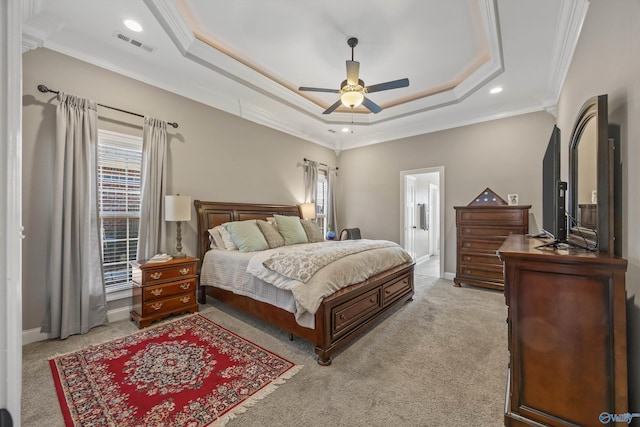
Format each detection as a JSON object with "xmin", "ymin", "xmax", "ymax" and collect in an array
[
  {"xmin": 444, "ymin": 272, "xmax": 456, "ymax": 281},
  {"xmin": 22, "ymin": 305, "xmax": 133, "ymax": 345},
  {"xmin": 415, "ymin": 254, "xmax": 431, "ymax": 265}
]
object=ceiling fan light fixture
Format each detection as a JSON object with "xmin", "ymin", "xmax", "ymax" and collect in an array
[{"xmin": 341, "ymin": 91, "xmax": 364, "ymax": 108}]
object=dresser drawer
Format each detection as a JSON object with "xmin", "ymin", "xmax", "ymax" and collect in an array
[
  {"xmin": 458, "ymin": 209, "xmax": 527, "ymax": 224},
  {"xmin": 458, "ymin": 266, "xmax": 504, "ymax": 282},
  {"xmin": 142, "ymin": 292, "xmax": 196, "ymax": 316},
  {"xmin": 332, "ymin": 288, "xmax": 381, "ymax": 337},
  {"xmin": 143, "ymin": 278, "xmax": 196, "ymax": 301},
  {"xmin": 459, "ymin": 252, "xmax": 502, "ymax": 266},
  {"xmin": 459, "ymin": 226, "xmax": 523, "ymax": 238},
  {"xmin": 459, "ymin": 238, "xmax": 505, "ymax": 251},
  {"xmin": 140, "ymin": 262, "xmax": 196, "ymax": 284},
  {"xmin": 382, "ymin": 275, "xmax": 412, "ymax": 306}
]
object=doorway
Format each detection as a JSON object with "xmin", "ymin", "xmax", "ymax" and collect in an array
[{"xmin": 400, "ymin": 167, "xmax": 444, "ymax": 278}]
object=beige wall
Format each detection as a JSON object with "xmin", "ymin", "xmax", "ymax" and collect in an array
[
  {"xmin": 21, "ymin": 48, "xmax": 337, "ymax": 329},
  {"xmin": 555, "ymin": 0, "xmax": 640, "ymax": 408},
  {"xmin": 338, "ymin": 111, "xmax": 556, "ymax": 275}
]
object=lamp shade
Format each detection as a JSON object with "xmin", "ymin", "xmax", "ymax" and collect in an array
[
  {"xmin": 165, "ymin": 195, "xmax": 191, "ymax": 221},
  {"xmin": 299, "ymin": 202, "xmax": 316, "ymax": 219}
]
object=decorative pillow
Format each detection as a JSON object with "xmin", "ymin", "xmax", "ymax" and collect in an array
[
  {"xmin": 223, "ymin": 220, "xmax": 269, "ymax": 252},
  {"xmin": 208, "ymin": 227, "xmax": 226, "ymax": 249},
  {"xmin": 266, "ymin": 217, "xmax": 277, "ymax": 225},
  {"xmin": 257, "ymin": 220, "xmax": 285, "ymax": 248},
  {"xmin": 215, "ymin": 225, "xmax": 238, "ymax": 251},
  {"xmin": 301, "ymin": 220, "xmax": 324, "ymax": 243},
  {"xmin": 274, "ymin": 214, "xmax": 308, "ymax": 245}
]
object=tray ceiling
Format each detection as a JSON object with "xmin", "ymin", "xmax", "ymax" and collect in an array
[{"xmin": 22, "ymin": 0, "xmax": 589, "ymax": 151}]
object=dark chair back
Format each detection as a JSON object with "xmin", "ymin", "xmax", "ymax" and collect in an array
[{"xmin": 340, "ymin": 228, "xmax": 361, "ymax": 240}]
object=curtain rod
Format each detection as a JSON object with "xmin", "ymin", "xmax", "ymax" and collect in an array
[
  {"xmin": 37, "ymin": 84, "xmax": 179, "ymax": 129},
  {"xmin": 304, "ymin": 157, "xmax": 338, "ymax": 170}
]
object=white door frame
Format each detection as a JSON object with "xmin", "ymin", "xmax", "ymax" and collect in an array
[
  {"xmin": 1, "ymin": 0, "xmax": 23, "ymax": 423},
  {"xmin": 399, "ymin": 166, "xmax": 445, "ymax": 277},
  {"xmin": 404, "ymin": 175, "xmax": 416, "ymax": 259}
]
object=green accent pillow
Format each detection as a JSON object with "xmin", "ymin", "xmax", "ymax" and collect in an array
[
  {"xmin": 223, "ymin": 220, "xmax": 269, "ymax": 252},
  {"xmin": 274, "ymin": 215, "xmax": 308, "ymax": 245}
]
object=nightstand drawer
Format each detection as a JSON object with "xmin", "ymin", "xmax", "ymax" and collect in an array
[
  {"xmin": 141, "ymin": 263, "xmax": 196, "ymax": 284},
  {"xmin": 143, "ymin": 278, "xmax": 196, "ymax": 301},
  {"xmin": 142, "ymin": 292, "xmax": 196, "ymax": 315}
]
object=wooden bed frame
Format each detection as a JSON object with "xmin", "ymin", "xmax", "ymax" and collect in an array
[{"xmin": 194, "ymin": 200, "xmax": 415, "ymax": 365}]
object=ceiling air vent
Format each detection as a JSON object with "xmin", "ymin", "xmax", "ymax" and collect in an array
[{"xmin": 113, "ymin": 31, "xmax": 156, "ymax": 53}]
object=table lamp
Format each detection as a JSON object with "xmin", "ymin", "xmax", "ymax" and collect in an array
[{"xmin": 165, "ymin": 194, "xmax": 191, "ymax": 258}]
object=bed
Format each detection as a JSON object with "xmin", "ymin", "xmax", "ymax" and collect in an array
[{"xmin": 194, "ymin": 200, "xmax": 415, "ymax": 365}]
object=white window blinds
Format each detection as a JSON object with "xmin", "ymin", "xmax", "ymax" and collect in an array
[{"xmin": 97, "ymin": 130, "xmax": 142, "ymax": 292}]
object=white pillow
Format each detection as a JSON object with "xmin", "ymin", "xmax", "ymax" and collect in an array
[
  {"xmin": 208, "ymin": 227, "xmax": 226, "ymax": 249},
  {"xmin": 215, "ymin": 225, "xmax": 238, "ymax": 250}
]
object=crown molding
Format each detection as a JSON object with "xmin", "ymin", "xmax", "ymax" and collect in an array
[{"xmin": 547, "ymin": 0, "xmax": 590, "ymax": 101}]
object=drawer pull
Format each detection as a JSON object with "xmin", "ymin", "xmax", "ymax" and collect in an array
[
  {"xmin": 180, "ymin": 283, "xmax": 191, "ymax": 290},
  {"xmin": 179, "ymin": 268, "xmax": 189, "ymax": 275},
  {"xmin": 150, "ymin": 272, "xmax": 162, "ymax": 280},
  {"xmin": 339, "ymin": 314, "xmax": 346, "ymax": 320},
  {"xmin": 180, "ymin": 296, "xmax": 191, "ymax": 304},
  {"xmin": 151, "ymin": 302, "xmax": 163, "ymax": 311},
  {"xmin": 370, "ymin": 297, "xmax": 376, "ymax": 303},
  {"xmin": 464, "ymin": 256, "xmax": 471, "ymax": 261},
  {"xmin": 384, "ymin": 290, "xmax": 391, "ymax": 295},
  {"xmin": 465, "ymin": 243, "xmax": 471, "ymax": 247},
  {"xmin": 150, "ymin": 288, "xmax": 163, "ymax": 296}
]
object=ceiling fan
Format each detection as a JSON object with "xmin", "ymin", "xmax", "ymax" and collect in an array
[{"xmin": 299, "ymin": 37, "xmax": 409, "ymax": 114}]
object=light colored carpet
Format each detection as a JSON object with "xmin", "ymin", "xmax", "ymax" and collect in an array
[{"xmin": 22, "ymin": 273, "xmax": 507, "ymax": 427}]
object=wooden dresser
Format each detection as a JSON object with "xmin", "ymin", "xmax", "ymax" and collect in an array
[
  {"xmin": 498, "ymin": 235, "xmax": 628, "ymax": 427},
  {"xmin": 130, "ymin": 256, "xmax": 199, "ymax": 328},
  {"xmin": 454, "ymin": 188, "xmax": 530, "ymax": 290}
]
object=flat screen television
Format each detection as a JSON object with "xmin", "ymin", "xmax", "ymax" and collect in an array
[{"xmin": 541, "ymin": 125, "xmax": 567, "ymax": 242}]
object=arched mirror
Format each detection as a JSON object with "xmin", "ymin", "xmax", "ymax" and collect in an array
[{"xmin": 568, "ymin": 94, "xmax": 621, "ymax": 255}]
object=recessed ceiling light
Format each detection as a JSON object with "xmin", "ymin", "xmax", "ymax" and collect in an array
[
  {"xmin": 124, "ymin": 19, "xmax": 143, "ymax": 32},
  {"xmin": 342, "ymin": 127, "xmax": 350, "ymax": 133},
  {"xmin": 490, "ymin": 86, "xmax": 503, "ymax": 94}
]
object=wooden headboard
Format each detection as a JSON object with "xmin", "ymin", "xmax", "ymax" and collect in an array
[{"xmin": 194, "ymin": 200, "xmax": 301, "ymax": 264}]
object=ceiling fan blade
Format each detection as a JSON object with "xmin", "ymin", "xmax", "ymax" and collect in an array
[
  {"xmin": 365, "ymin": 78, "xmax": 409, "ymax": 93},
  {"xmin": 322, "ymin": 99, "xmax": 343, "ymax": 114},
  {"xmin": 346, "ymin": 60, "xmax": 360, "ymax": 86},
  {"xmin": 299, "ymin": 86, "xmax": 340, "ymax": 93},
  {"xmin": 362, "ymin": 96, "xmax": 383, "ymax": 114}
]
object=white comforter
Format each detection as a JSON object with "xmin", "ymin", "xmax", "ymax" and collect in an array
[{"xmin": 247, "ymin": 239, "xmax": 413, "ymax": 322}]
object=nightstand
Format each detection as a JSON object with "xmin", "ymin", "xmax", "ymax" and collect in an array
[{"xmin": 130, "ymin": 256, "xmax": 199, "ymax": 328}]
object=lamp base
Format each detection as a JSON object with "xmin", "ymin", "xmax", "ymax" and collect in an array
[{"xmin": 173, "ymin": 252, "xmax": 186, "ymax": 259}]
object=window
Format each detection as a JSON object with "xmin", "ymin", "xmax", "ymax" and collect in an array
[
  {"xmin": 315, "ymin": 169, "xmax": 328, "ymax": 234},
  {"xmin": 97, "ymin": 130, "xmax": 142, "ymax": 293}
]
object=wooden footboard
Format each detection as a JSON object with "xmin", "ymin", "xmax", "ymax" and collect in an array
[
  {"xmin": 194, "ymin": 200, "xmax": 415, "ymax": 365},
  {"xmin": 204, "ymin": 262, "xmax": 414, "ymax": 365}
]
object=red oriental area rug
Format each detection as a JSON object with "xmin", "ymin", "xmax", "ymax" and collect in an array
[{"xmin": 49, "ymin": 314, "xmax": 302, "ymax": 426}]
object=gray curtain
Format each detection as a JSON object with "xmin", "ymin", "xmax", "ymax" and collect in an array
[
  {"xmin": 303, "ymin": 160, "xmax": 318, "ymax": 204},
  {"xmin": 136, "ymin": 117, "xmax": 168, "ymax": 261},
  {"xmin": 43, "ymin": 92, "xmax": 107, "ymax": 339},
  {"xmin": 327, "ymin": 166, "xmax": 338, "ymax": 232}
]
